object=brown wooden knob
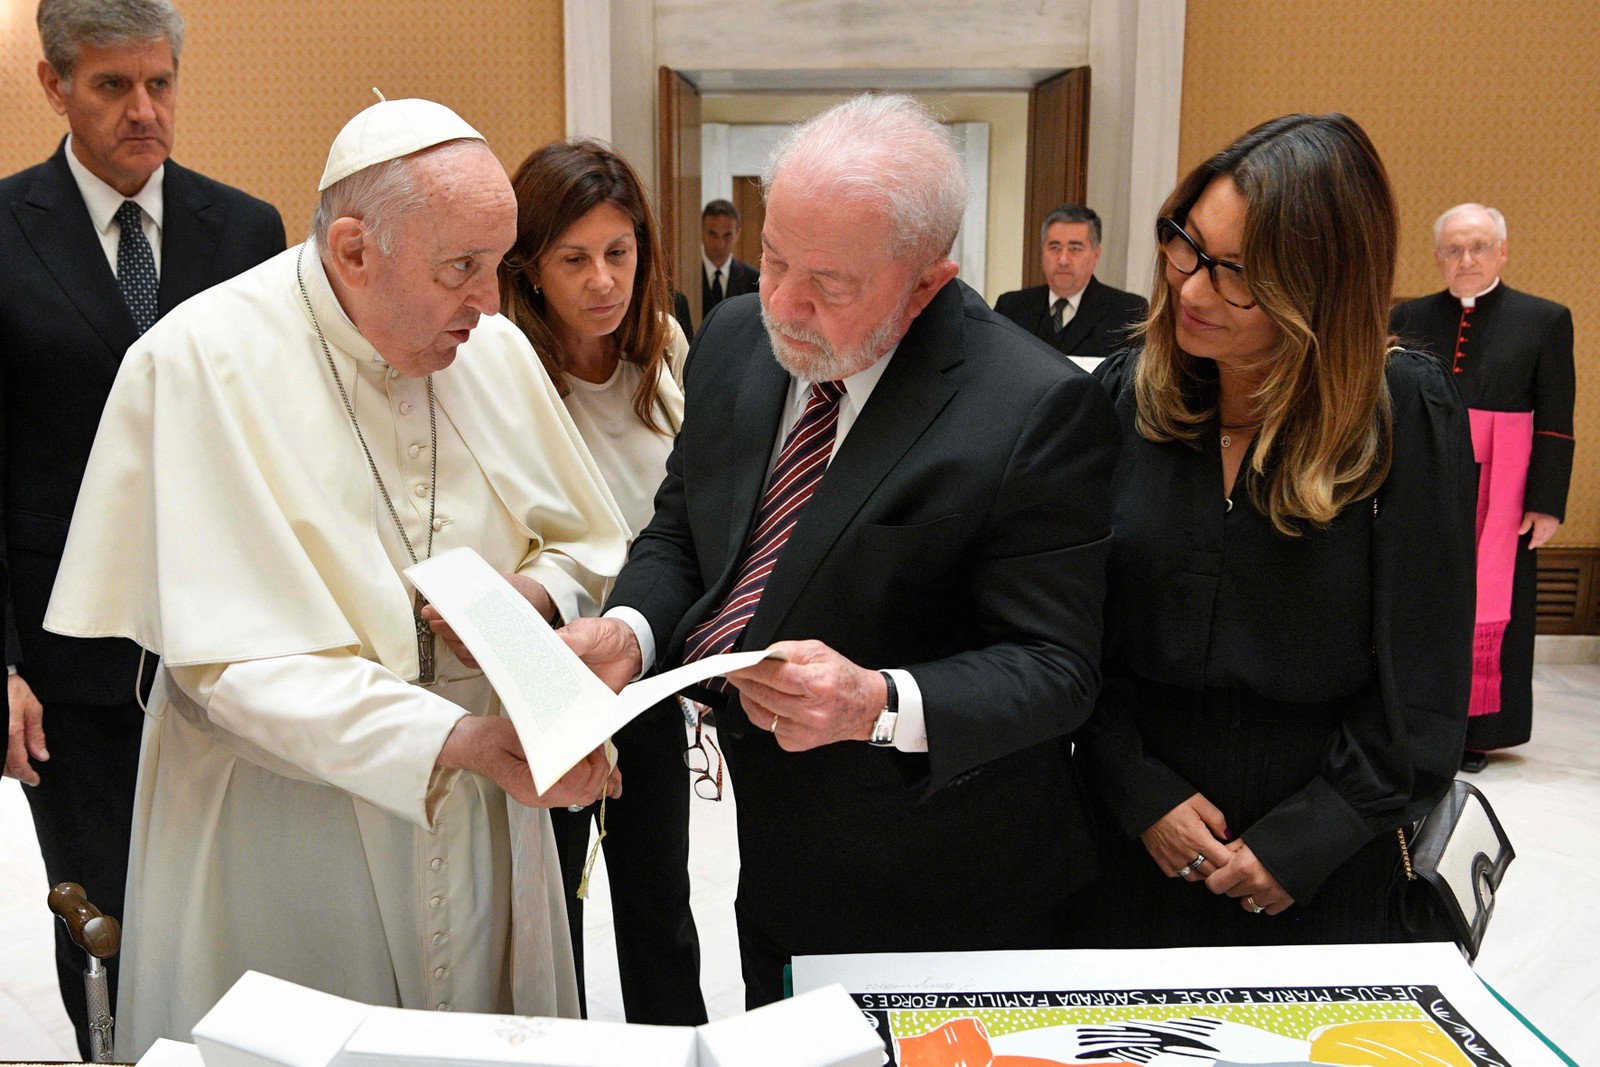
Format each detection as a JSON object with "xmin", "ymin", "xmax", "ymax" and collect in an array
[{"xmin": 47, "ymin": 882, "xmax": 121, "ymax": 959}]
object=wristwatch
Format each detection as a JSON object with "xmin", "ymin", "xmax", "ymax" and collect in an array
[{"xmin": 868, "ymin": 670, "xmax": 899, "ymax": 747}]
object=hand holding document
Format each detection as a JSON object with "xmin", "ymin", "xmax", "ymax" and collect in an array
[{"xmin": 407, "ymin": 547, "xmax": 782, "ymax": 793}]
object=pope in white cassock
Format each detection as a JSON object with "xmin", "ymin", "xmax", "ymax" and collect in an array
[{"xmin": 43, "ymin": 99, "xmax": 631, "ymax": 1058}]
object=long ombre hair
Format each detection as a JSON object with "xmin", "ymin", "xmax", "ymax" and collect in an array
[
  {"xmin": 1135, "ymin": 113, "xmax": 1396, "ymax": 534},
  {"xmin": 500, "ymin": 139, "xmax": 674, "ymax": 433}
]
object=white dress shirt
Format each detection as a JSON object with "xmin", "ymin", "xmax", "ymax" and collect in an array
[
  {"xmin": 1048, "ymin": 282, "xmax": 1086, "ymax": 328},
  {"xmin": 609, "ymin": 348, "xmax": 931, "ymax": 752},
  {"xmin": 64, "ymin": 133, "xmax": 165, "ymax": 275}
]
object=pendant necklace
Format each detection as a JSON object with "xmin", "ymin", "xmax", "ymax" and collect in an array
[{"xmin": 297, "ymin": 246, "xmax": 440, "ymax": 683}]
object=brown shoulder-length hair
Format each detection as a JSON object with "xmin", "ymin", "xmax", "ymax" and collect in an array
[
  {"xmin": 500, "ymin": 138, "xmax": 674, "ymax": 433},
  {"xmin": 1135, "ymin": 113, "xmax": 1396, "ymax": 535}
]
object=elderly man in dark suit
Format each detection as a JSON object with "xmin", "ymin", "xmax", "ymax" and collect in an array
[
  {"xmin": 994, "ymin": 204, "xmax": 1147, "ymax": 367},
  {"xmin": 1390, "ymin": 203, "xmax": 1574, "ymax": 770},
  {"xmin": 1, "ymin": 0, "xmax": 283, "ymax": 1052},
  {"xmin": 562, "ymin": 94, "xmax": 1119, "ymax": 1007}
]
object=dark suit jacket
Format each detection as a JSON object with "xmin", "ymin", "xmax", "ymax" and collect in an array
[
  {"xmin": 1, "ymin": 140, "xmax": 285, "ymax": 704},
  {"xmin": 1391, "ymin": 284, "xmax": 1575, "ymax": 519},
  {"xmin": 994, "ymin": 276, "xmax": 1147, "ymax": 361},
  {"xmin": 699, "ymin": 256, "xmax": 759, "ymax": 325},
  {"xmin": 608, "ymin": 282, "xmax": 1119, "ymax": 955}
]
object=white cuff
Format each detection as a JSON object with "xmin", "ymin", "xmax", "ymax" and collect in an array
[
  {"xmin": 884, "ymin": 668, "xmax": 927, "ymax": 752},
  {"xmin": 602, "ymin": 606, "xmax": 655, "ymax": 681},
  {"xmin": 6, "ymin": 665, "xmax": 16, "ymax": 677}
]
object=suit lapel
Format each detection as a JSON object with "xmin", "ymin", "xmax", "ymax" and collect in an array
[
  {"xmin": 157, "ymin": 163, "xmax": 223, "ymax": 313},
  {"xmin": 15, "ymin": 144, "xmax": 137, "ymax": 363},
  {"xmin": 744, "ymin": 281, "xmax": 963, "ymax": 645},
  {"xmin": 722, "ymin": 334, "xmax": 792, "ymax": 571},
  {"xmin": 1031, "ymin": 288, "xmax": 1056, "ymax": 343},
  {"xmin": 1056, "ymin": 277, "xmax": 1100, "ymax": 354}
]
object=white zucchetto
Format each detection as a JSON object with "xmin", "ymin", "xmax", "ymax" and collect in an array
[{"xmin": 318, "ymin": 98, "xmax": 485, "ymax": 191}]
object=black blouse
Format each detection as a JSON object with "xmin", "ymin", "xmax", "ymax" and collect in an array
[{"xmin": 1080, "ymin": 348, "xmax": 1477, "ymax": 900}]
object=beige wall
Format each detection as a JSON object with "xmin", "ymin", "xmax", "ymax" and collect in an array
[
  {"xmin": 1, "ymin": 0, "xmax": 566, "ymax": 239},
  {"xmin": 1181, "ymin": 0, "xmax": 1599, "ymax": 546},
  {"xmin": 702, "ymin": 92, "xmax": 1031, "ymax": 303}
]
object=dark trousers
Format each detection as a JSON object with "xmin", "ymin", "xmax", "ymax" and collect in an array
[
  {"xmin": 550, "ymin": 702, "xmax": 707, "ymax": 1025},
  {"xmin": 20, "ymin": 696, "xmax": 145, "ymax": 1060}
]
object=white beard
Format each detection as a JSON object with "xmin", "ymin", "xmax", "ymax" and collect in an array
[{"xmin": 760, "ymin": 295, "xmax": 909, "ymax": 383}]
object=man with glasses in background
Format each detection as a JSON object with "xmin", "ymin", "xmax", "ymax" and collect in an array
[{"xmin": 1391, "ymin": 203, "xmax": 1575, "ymax": 771}]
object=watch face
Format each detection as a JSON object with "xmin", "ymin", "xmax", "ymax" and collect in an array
[{"xmin": 870, "ymin": 710, "xmax": 898, "ymax": 746}]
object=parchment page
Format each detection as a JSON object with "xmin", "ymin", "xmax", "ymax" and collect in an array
[{"xmin": 407, "ymin": 547, "xmax": 781, "ymax": 793}]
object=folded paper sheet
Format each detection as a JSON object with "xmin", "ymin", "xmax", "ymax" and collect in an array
[{"xmin": 407, "ymin": 547, "xmax": 781, "ymax": 793}]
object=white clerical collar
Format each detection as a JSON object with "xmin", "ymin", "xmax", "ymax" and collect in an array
[
  {"xmin": 1457, "ymin": 277, "xmax": 1500, "ymax": 309},
  {"xmin": 64, "ymin": 133, "xmax": 165, "ymax": 237},
  {"xmin": 703, "ymin": 253, "xmax": 732, "ymax": 280},
  {"xmin": 1049, "ymin": 281, "xmax": 1088, "ymax": 307},
  {"xmin": 295, "ymin": 242, "xmax": 385, "ymax": 365}
]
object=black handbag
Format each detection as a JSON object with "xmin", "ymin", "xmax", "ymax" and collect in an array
[{"xmin": 1392, "ymin": 779, "xmax": 1515, "ymax": 960}]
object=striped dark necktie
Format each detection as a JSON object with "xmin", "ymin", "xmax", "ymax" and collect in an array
[{"xmin": 682, "ymin": 379, "xmax": 847, "ymax": 672}]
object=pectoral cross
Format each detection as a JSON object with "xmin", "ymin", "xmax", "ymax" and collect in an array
[{"xmin": 413, "ymin": 589, "xmax": 436, "ymax": 684}]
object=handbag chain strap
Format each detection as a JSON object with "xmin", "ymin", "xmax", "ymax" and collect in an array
[{"xmin": 1397, "ymin": 827, "xmax": 1416, "ymax": 881}]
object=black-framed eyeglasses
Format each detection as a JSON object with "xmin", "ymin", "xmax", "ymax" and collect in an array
[
  {"xmin": 1157, "ymin": 217, "xmax": 1257, "ymax": 309},
  {"xmin": 680, "ymin": 696, "xmax": 723, "ymax": 801}
]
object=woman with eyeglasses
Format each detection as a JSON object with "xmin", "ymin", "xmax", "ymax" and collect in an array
[
  {"xmin": 1073, "ymin": 114, "xmax": 1477, "ymax": 946},
  {"xmin": 498, "ymin": 139, "xmax": 707, "ymax": 1023}
]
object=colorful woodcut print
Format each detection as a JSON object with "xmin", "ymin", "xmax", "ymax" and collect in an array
[{"xmin": 855, "ymin": 985, "xmax": 1510, "ymax": 1066}]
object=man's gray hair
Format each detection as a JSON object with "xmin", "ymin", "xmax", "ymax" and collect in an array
[
  {"xmin": 1040, "ymin": 204, "xmax": 1102, "ymax": 246},
  {"xmin": 760, "ymin": 93, "xmax": 968, "ymax": 264},
  {"xmin": 310, "ymin": 139, "xmax": 481, "ymax": 256},
  {"xmin": 1433, "ymin": 203, "xmax": 1507, "ymax": 244},
  {"xmin": 38, "ymin": 0, "xmax": 185, "ymax": 83}
]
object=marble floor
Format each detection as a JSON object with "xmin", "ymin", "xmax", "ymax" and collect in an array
[{"xmin": 3, "ymin": 666, "xmax": 1597, "ymax": 1061}]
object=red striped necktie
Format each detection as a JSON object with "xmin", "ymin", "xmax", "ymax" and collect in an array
[{"xmin": 682, "ymin": 378, "xmax": 847, "ymax": 672}]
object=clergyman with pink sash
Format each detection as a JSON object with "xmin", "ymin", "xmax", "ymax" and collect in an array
[{"xmin": 1391, "ymin": 203, "xmax": 1575, "ymax": 769}]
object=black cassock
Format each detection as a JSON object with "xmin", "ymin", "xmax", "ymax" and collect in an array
[
  {"xmin": 1073, "ymin": 349, "xmax": 1476, "ymax": 948},
  {"xmin": 1391, "ymin": 283, "xmax": 1575, "ymax": 749}
]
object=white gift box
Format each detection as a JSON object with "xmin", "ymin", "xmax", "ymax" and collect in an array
[
  {"xmin": 694, "ymin": 985, "xmax": 881, "ymax": 1067},
  {"xmin": 136, "ymin": 1038, "xmax": 205, "ymax": 1066},
  {"xmin": 338, "ymin": 1007, "xmax": 697, "ymax": 1067},
  {"xmin": 190, "ymin": 971, "xmax": 372, "ymax": 1067}
]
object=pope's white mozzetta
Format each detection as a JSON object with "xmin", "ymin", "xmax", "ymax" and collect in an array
[{"xmin": 44, "ymin": 99, "xmax": 630, "ymax": 1059}]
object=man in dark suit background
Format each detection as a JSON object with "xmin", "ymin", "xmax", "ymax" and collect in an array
[
  {"xmin": 1, "ymin": 0, "xmax": 283, "ymax": 1053},
  {"xmin": 699, "ymin": 197, "xmax": 759, "ymax": 328},
  {"xmin": 994, "ymin": 204, "xmax": 1147, "ymax": 366},
  {"xmin": 1390, "ymin": 203, "xmax": 1574, "ymax": 770},
  {"xmin": 562, "ymin": 95, "xmax": 1118, "ymax": 1007}
]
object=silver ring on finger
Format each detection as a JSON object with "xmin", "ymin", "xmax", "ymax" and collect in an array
[
  {"xmin": 1176, "ymin": 853, "xmax": 1205, "ymax": 877},
  {"xmin": 767, "ymin": 715, "xmax": 778, "ymax": 733},
  {"xmin": 1245, "ymin": 895, "xmax": 1266, "ymax": 914}
]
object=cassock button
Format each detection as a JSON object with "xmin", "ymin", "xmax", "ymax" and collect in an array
[
  {"xmin": 429, "ymin": 857, "xmax": 444, "ymax": 870},
  {"xmin": 433, "ymin": 966, "xmax": 447, "ymax": 980},
  {"xmin": 432, "ymin": 518, "xmax": 446, "ymax": 532},
  {"xmin": 436, "ymin": 1003, "xmax": 452, "ymax": 1012},
  {"xmin": 415, "ymin": 484, "xmax": 429, "ymax": 498},
  {"xmin": 399, "ymin": 401, "xmax": 415, "ymax": 416},
  {"xmin": 431, "ymin": 932, "xmax": 448, "ymax": 946},
  {"xmin": 409, "ymin": 444, "xmax": 424, "ymax": 458},
  {"xmin": 387, "ymin": 368, "xmax": 399, "ymax": 380},
  {"xmin": 429, "ymin": 895, "xmax": 445, "ymax": 909}
]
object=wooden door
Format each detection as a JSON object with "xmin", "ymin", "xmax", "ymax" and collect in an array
[
  {"xmin": 1023, "ymin": 67, "xmax": 1091, "ymax": 289},
  {"xmin": 732, "ymin": 176, "xmax": 764, "ymax": 268},
  {"xmin": 657, "ymin": 67, "xmax": 703, "ymax": 324}
]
